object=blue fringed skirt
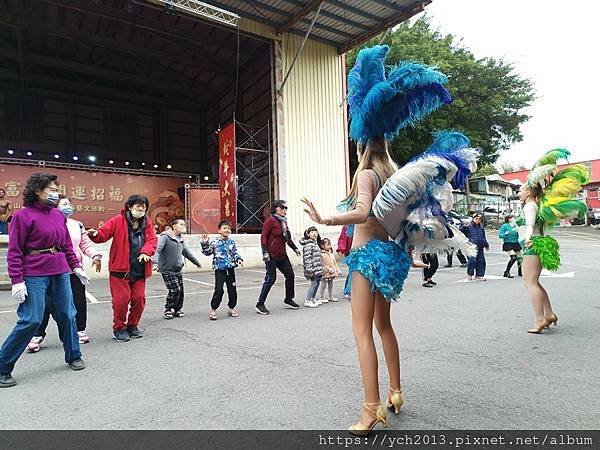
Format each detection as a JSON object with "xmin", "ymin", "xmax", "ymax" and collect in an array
[{"xmin": 345, "ymin": 240, "xmax": 411, "ymax": 302}]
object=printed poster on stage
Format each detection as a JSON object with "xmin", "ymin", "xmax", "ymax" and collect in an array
[
  {"xmin": 218, "ymin": 123, "xmax": 237, "ymax": 230},
  {"xmin": 0, "ymin": 164, "xmax": 188, "ymax": 231},
  {"xmin": 188, "ymin": 188, "xmax": 220, "ymax": 234}
]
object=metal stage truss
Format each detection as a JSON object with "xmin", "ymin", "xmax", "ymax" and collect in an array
[{"xmin": 235, "ymin": 119, "xmax": 272, "ymax": 232}]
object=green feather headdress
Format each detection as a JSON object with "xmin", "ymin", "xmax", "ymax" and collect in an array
[
  {"xmin": 525, "ymin": 148, "xmax": 570, "ymax": 189},
  {"xmin": 526, "ymin": 148, "xmax": 591, "ymax": 228}
]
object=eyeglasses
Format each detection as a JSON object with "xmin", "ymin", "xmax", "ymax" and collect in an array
[{"xmin": 277, "ymin": 205, "xmax": 288, "ymax": 210}]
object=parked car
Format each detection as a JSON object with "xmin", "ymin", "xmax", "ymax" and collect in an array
[
  {"xmin": 587, "ymin": 208, "xmax": 600, "ymax": 225},
  {"xmin": 447, "ymin": 210, "xmax": 471, "ymax": 227}
]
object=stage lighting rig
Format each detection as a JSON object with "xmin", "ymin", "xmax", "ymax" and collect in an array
[{"xmin": 148, "ymin": 1, "xmax": 240, "ymax": 27}]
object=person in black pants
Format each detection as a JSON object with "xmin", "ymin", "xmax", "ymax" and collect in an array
[
  {"xmin": 256, "ymin": 200, "xmax": 301, "ymax": 315},
  {"xmin": 421, "ymin": 253, "xmax": 438, "ymax": 287},
  {"xmin": 201, "ymin": 221, "xmax": 243, "ymax": 320},
  {"xmin": 445, "ymin": 250, "xmax": 467, "ymax": 267}
]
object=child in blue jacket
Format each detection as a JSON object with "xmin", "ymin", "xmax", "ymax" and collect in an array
[{"xmin": 201, "ymin": 220, "xmax": 243, "ymax": 320}]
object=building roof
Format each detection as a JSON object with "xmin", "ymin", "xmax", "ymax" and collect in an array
[
  {"xmin": 469, "ymin": 173, "xmax": 521, "ymax": 186},
  {"xmin": 206, "ymin": 0, "xmax": 432, "ymax": 53},
  {"xmin": 500, "ymin": 158, "xmax": 600, "ymax": 186}
]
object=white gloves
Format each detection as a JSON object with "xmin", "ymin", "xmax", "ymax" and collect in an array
[
  {"xmin": 12, "ymin": 282, "xmax": 27, "ymax": 304},
  {"xmin": 74, "ymin": 268, "xmax": 91, "ymax": 285}
]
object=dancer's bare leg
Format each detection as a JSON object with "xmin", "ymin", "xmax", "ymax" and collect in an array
[
  {"xmin": 373, "ymin": 293, "xmax": 400, "ymax": 404},
  {"xmin": 522, "ymin": 256, "xmax": 546, "ymax": 328},
  {"xmin": 539, "ymin": 283, "xmax": 554, "ymax": 318},
  {"xmin": 351, "ymin": 272, "xmax": 379, "ymax": 424}
]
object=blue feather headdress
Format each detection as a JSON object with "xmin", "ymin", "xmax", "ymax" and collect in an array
[{"xmin": 348, "ymin": 45, "xmax": 452, "ymax": 144}]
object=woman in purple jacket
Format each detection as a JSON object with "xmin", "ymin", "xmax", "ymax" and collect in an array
[{"xmin": 0, "ymin": 173, "xmax": 90, "ymax": 388}]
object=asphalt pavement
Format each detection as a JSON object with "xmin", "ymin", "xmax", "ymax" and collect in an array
[{"xmin": 0, "ymin": 227, "xmax": 598, "ymax": 430}]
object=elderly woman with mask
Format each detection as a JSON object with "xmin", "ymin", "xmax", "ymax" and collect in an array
[
  {"xmin": 87, "ymin": 194, "xmax": 157, "ymax": 342},
  {"xmin": 0, "ymin": 173, "xmax": 89, "ymax": 388},
  {"xmin": 27, "ymin": 195, "xmax": 102, "ymax": 352}
]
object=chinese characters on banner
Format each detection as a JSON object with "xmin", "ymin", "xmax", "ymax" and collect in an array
[
  {"xmin": 218, "ymin": 123, "xmax": 237, "ymax": 230},
  {"xmin": 188, "ymin": 188, "xmax": 221, "ymax": 234},
  {"xmin": 0, "ymin": 164, "xmax": 188, "ymax": 230}
]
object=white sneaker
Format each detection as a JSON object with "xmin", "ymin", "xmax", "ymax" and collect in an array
[
  {"xmin": 77, "ymin": 330, "xmax": 90, "ymax": 344},
  {"xmin": 320, "ymin": 297, "xmax": 329, "ymax": 304},
  {"xmin": 27, "ymin": 336, "xmax": 45, "ymax": 353},
  {"xmin": 315, "ymin": 298, "xmax": 323, "ymax": 305},
  {"xmin": 305, "ymin": 300, "xmax": 319, "ymax": 308},
  {"xmin": 329, "ymin": 297, "xmax": 339, "ymax": 302},
  {"xmin": 304, "ymin": 300, "xmax": 313, "ymax": 307}
]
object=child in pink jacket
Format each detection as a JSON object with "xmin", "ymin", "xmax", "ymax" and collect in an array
[{"xmin": 27, "ymin": 196, "xmax": 102, "ymax": 352}]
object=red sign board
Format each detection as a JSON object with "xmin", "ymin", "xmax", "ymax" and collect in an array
[
  {"xmin": 0, "ymin": 164, "xmax": 188, "ymax": 230},
  {"xmin": 218, "ymin": 123, "xmax": 237, "ymax": 230},
  {"xmin": 188, "ymin": 188, "xmax": 221, "ymax": 234}
]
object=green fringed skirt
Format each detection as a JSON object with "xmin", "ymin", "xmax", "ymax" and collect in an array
[{"xmin": 522, "ymin": 235, "xmax": 560, "ymax": 271}]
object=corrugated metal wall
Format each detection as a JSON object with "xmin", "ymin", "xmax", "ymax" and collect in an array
[{"xmin": 240, "ymin": 19, "xmax": 348, "ymax": 233}]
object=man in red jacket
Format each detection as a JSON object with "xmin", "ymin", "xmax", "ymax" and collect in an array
[
  {"xmin": 87, "ymin": 194, "xmax": 157, "ymax": 341},
  {"xmin": 255, "ymin": 200, "xmax": 301, "ymax": 315}
]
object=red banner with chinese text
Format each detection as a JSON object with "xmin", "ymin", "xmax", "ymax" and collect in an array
[
  {"xmin": 218, "ymin": 123, "xmax": 237, "ymax": 230},
  {"xmin": 188, "ymin": 188, "xmax": 220, "ymax": 234},
  {"xmin": 0, "ymin": 164, "xmax": 188, "ymax": 231}
]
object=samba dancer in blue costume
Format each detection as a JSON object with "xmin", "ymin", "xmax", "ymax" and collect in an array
[{"xmin": 302, "ymin": 45, "xmax": 480, "ymax": 434}]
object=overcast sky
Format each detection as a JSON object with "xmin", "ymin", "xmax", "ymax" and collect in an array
[{"xmin": 417, "ymin": 0, "xmax": 599, "ymax": 170}]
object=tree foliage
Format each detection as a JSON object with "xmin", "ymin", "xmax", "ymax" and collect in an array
[
  {"xmin": 346, "ymin": 18, "xmax": 535, "ymax": 166},
  {"xmin": 476, "ymin": 163, "xmax": 499, "ymax": 176}
]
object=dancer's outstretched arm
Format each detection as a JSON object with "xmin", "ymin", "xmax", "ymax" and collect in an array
[{"xmin": 302, "ymin": 170, "xmax": 376, "ymax": 226}]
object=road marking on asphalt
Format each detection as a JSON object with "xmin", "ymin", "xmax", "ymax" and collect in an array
[
  {"xmin": 144, "ymin": 282, "xmax": 312, "ymax": 300},
  {"xmin": 0, "ymin": 309, "xmax": 15, "ymax": 314},
  {"xmin": 456, "ymin": 275, "xmax": 505, "ymax": 283},
  {"xmin": 183, "ymin": 278, "xmax": 214, "ymax": 287},
  {"xmin": 541, "ymin": 270, "xmax": 575, "ymax": 278},
  {"xmin": 558, "ymin": 232, "xmax": 600, "ymax": 241},
  {"xmin": 86, "ymin": 291, "xmax": 99, "ymax": 303},
  {"xmin": 243, "ymin": 268, "xmax": 305, "ymax": 279}
]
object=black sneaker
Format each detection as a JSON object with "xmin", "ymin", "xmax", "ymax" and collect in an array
[
  {"xmin": 127, "ymin": 326, "xmax": 143, "ymax": 339},
  {"xmin": 0, "ymin": 373, "xmax": 16, "ymax": 388},
  {"xmin": 422, "ymin": 281, "xmax": 434, "ymax": 288},
  {"xmin": 443, "ymin": 264, "xmax": 452, "ymax": 268},
  {"xmin": 113, "ymin": 329, "xmax": 130, "ymax": 342},
  {"xmin": 460, "ymin": 263, "xmax": 468, "ymax": 268},
  {"xmin": 68, "ymin": 358, "xmax": 86, "ymax": 371},
  {"xmin": 283, "ymin": 299, "xmax": 299, "ymax": 310},
  {"xmin": 174, "ymin": 310, "xmax": 185, "ymax": 318},
  {"xmin": 255, "ymin": 303, "xmax": 270, "ymax": 315}
]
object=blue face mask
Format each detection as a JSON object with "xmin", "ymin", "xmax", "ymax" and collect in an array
[
  {"xmin": 59, "ymin": 206, "xmax": 74, "ymax": 218},
  {"xmin": 45, "ymin": 191, "xmax": 59, "ymax": 206}
]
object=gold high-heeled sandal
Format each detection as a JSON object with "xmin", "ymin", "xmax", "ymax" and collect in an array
[
  {"xmin": 544, "ymin": 314, "xmax": 558, "ymax": 328},
  {"xmin": 527, "ymin": 321, "xmax": 546, "ymax": 334},
  {"xmin": 348, "ymin": 402, "xmax": 387, "ymax": 436},
  {"xmin": 386, "ymin": 387, "xmax": 404, "ymax": 414}
]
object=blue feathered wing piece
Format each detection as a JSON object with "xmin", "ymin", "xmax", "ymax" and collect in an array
[
  {"xmin": 373, "ymin": 131, "xmax": 480, "ymax": 255},
  {"xmin": 348, "ymin": 45, "xmax": 452, "ymax": 144}
]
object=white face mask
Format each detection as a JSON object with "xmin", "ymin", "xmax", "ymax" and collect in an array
[{"xmin": 130, "ymin": 209, "xmax": 145, "ymax": 219}]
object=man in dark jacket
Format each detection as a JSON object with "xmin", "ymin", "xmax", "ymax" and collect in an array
[
  {"xmin": 255, "ymin": 200, "xmax": 301, "ymax": 315},
  {"xmin": 460, "ymin": 214, "xmax": 489, "ymax": 280}
]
